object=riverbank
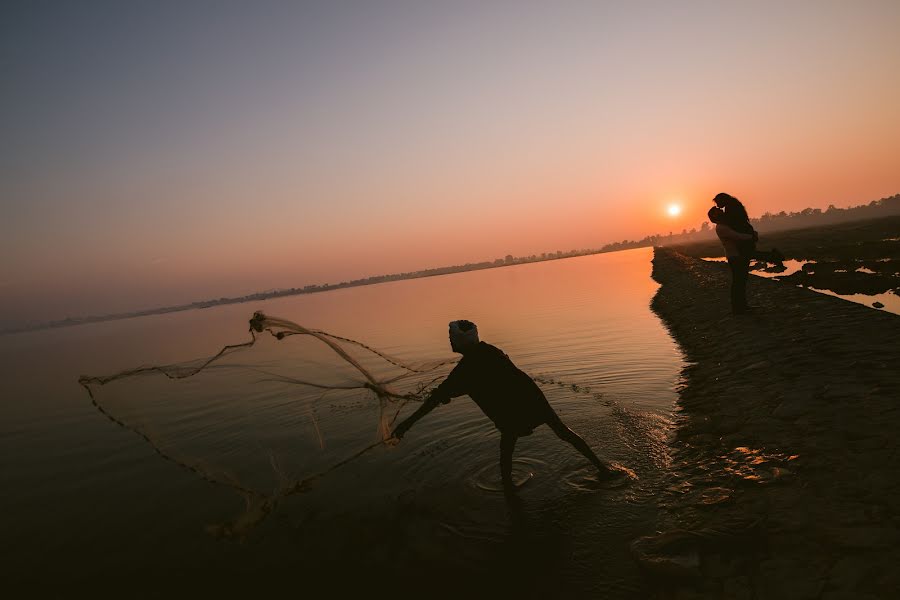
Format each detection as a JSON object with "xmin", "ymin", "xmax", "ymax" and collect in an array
[
  {"xmin": 669, "ymin": 216, "xmax": 900, "ymax": 306},
  {"xmin": 642, "ymin": 247, "xmax": 900, "ymax": 599}
]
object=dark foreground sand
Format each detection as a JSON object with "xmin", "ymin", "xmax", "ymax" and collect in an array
[{"xmin": 638, "ymin": 247, "xmax": 900, "ymax": 600}]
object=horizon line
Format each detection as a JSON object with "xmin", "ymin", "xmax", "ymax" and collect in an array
[{"xmin": 4, "ymin": 196, "xmax": 898, "ymax": 335}]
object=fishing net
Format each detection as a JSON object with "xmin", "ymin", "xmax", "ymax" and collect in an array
[{"xmin": 78, "ymin": 312, "xmax": 457, "ymax": 539}]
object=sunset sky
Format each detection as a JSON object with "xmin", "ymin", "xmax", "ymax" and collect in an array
[{"xmin": 3, "ymin": 1, "xmax": 900, "ymax": 328}]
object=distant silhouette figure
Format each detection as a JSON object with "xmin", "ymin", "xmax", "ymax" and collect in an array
[
  {"xmin": 392, "ymin": 320, "xmax": 629, "ymax": 491},
  {"xmin": 709, "ymin": 206, "xmax": 756, "ymax": 314},
  {"xmin": 713, "ymin": 192, "xmax": 784, "ymax": 264}
]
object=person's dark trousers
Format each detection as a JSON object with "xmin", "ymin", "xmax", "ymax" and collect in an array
[{"xmin": 726, "ymin": 256, "xmax": 750, "ymax": 312}]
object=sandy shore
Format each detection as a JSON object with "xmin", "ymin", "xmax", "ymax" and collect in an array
[{"xmin": 639, "ymin": 247, "xmax": 900, "ymax": 599}]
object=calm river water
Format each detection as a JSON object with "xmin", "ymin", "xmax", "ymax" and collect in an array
[{"xmin": 1, "ymin": 247, "xmax": 685, "ymax": 597}]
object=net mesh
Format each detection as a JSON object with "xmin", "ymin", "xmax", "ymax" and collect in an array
[{"xmin": 78, "ymin": 311, "xmax": 457, "ymax": 539}]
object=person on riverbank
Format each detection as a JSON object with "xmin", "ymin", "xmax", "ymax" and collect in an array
[
  {"xmin": 713, "ymin": 192, "xmax": 784, "ymax": 264},
  {"xmin": 709, "ymin": 206, "xmax": 757, "ymax": 314},
  {"xmin": 392, "ymin": 320, "xmax": 629, "ymax": 491}
]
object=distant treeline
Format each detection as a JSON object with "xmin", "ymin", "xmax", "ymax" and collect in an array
[
  {"xmin": 7, "ymin": 194, "xmax": 898, "ymax": 335},
  {"xmin": 753, "ymin": 194, "xmax": 900, "ymax": 232},
  {"xmin": 654, "ymin": 193, "xmax": 900, "ymax": 248},
  {"xmin": 298, "ymin": 249, "xmax": 592, "ymax": 292}
]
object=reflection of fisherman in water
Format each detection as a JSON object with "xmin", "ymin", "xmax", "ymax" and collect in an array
[{"xmin": 392, "ymin": 320, "xmax": 630, "ymax": 491}]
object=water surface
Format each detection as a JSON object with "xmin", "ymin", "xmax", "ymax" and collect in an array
[{"xmin": 1, "ymin": 247, "xmax": 683, "ymax": 596}]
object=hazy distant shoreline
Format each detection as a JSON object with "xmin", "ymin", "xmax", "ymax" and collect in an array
[
  {"xmin": 6, "ymin": 198, "xmax": 897, "ymax": 336},
  {"xmin": 1, "ymin": 245, "xmax": 628, "ymax": 336}
]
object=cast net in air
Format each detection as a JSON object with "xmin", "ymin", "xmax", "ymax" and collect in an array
[{"xmin": 78, "ymin": 312, "xmax": 458, "ymax": 539}]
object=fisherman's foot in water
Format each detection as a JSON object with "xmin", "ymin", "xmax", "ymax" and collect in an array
[{"xmin": 596, "ymin": 463, "xmax": 637, "ymax": 483}]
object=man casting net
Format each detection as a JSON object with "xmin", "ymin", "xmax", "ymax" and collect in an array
[{"xmin": 79, "ymin": 312, "xmax": 631, "ymax": 538}]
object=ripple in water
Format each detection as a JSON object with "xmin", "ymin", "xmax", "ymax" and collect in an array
[
  {"xmin": 561, "ymin": 463, "xmax": 638, "ymax": 492},
  {"xmin": 470, "ymin": 457, "xmax": 546, "ymax": 492}
]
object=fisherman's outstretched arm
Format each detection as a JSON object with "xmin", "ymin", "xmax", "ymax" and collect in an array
[{"xmin": 392, "ymin": 390, "xmax": 447, "ymax": 439}]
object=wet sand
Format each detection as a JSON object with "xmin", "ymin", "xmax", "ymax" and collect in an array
[{"xmin": 642, "ymin": 247, "xmax": 900, "ymax": 599}]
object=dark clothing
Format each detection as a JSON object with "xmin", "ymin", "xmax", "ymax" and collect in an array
[
  {"xmin": 722, "ymin": 198, "xmax": 750, "ymax": 227},
  {"xmin": 431, "ymin": 342, "xmax": 557, "ymax": 436},
  {"xmin": 727, "ymin": 256, "xmax": 750, "ymax": 311},
  {"xmin": 722, "ymin": 199, "xmax": 757, "ymax": 258}
]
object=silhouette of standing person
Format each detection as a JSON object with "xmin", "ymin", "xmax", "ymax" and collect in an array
[
  {"xmin": 709, "ymin": 206, "xmax": 756, "ymax": 314},
  {"xmin": 713, "ymin": 192, "xmax": 784, "ymax": 264},
  {"xmin": 392, "ymin": 320, "xmax": 630, "ymax": 491}
]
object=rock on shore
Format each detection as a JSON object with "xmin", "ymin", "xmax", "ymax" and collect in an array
[{"xmin": 637, "ymin": 247, "xmax": 900, "ymax": 599}]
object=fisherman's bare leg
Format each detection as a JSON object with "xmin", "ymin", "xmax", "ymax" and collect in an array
[
  {"xmin": 547, "ymin": 417, "xmax": 615, "ymax": 475},
  {"xmin": 500, "ymin": 433, "xmax": 518, "ymax": 491}
]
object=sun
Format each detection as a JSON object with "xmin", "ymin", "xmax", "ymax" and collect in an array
[{"xmin": 667, "ymin": 203, "xmax": 682, "ymax": 217}]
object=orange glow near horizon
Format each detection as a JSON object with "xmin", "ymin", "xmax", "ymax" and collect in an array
[{"xmin": 3, "ymin": 2, "xmax": 900, "ymax": 328}]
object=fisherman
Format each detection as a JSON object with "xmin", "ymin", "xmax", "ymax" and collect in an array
[{"xmin": 392, "ymin": 320, "xmax": 630, "ymax": 491}]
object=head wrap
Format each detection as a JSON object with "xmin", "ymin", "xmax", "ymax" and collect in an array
[{"xmin": 449, "ymin": 320, "xmax": 479, "ymax": 349}]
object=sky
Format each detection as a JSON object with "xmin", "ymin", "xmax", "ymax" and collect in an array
[{"xmin": 3, "ymin": 0, "xmax": 900, "ymax": 328}]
